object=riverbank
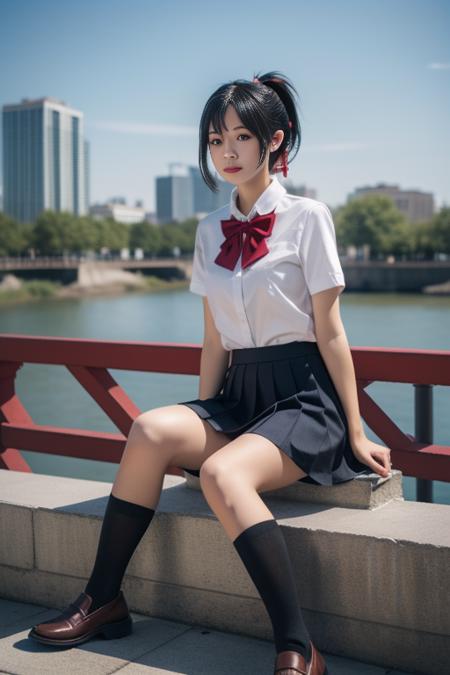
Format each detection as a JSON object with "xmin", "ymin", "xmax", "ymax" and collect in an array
[
  {"xmin": 1, "ymin": 269, "xmax": 450, "ymax": 307},
  {"xmin": 0, "ymin": 273, "xmax": 190, "ymax": 306}
]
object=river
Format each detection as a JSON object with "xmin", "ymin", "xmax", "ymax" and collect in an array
[{"xmin": 1, "ymin": 287, "xmax": 449, "ymax": 505}]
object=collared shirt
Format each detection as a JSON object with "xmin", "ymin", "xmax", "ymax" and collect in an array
[{"xmin": 189, "ymin": 174, "xmax": 345, "ymax": 351}]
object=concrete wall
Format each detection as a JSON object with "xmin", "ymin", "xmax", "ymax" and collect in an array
[
  {"xmin": 0, "ymin": 469, "xmax": 449, "ymax": 675},
  {"xmin": 343, "ymin": 262, "xmax": 450, "ymax": 292}
]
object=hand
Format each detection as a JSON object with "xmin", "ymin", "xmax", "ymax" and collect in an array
[{"xmin": 350, "ymin": 434, "xmax": 392, "ymax": 478}]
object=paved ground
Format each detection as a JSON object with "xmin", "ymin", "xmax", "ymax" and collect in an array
[{"xmin": 0, "ymin": 597, "xmax": 414, "ymax": 675}]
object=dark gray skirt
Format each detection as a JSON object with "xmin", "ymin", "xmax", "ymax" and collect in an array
[{"xmin": 177, "ymin": 340, "xmax": 371, "ymax": 486}]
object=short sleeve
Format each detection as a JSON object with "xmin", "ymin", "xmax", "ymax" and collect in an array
[
  {"xmin": 299, "ymin": 204, "xmax": 346, "ymax": 296},
  {"xmin": 189, "ymin": 224, "xmax": 207, "ymax": 296}
]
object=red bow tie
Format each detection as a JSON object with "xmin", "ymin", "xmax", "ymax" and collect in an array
[{"xmin": 214, "ymin": 210, "xmax": 277, "ymax": 271}]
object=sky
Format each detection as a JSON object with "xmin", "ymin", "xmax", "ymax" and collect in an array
[{"xmin": 1, "ymin": 0, "xmax": 449, "ymax": 213}]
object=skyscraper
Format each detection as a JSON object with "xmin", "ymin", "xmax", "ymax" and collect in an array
[
  {"xmin": 156, "ymin": 164, "xmax": 233, "ymax": 223},
  {"xmin": 188, "ymin": 166, "xmax": 233, "ymax": 215},
  {"xmin": 2, "ymin": 96, "xmax": 89, "ymax": 223}
]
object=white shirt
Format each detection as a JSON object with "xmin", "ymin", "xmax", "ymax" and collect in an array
[{"xmin": 189, "ymin": 174, "xmax": 346, "ymax": 351}]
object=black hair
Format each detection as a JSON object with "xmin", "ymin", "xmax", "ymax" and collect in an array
[{"xmin": 199, "ymin": 70, "xmax": 302, "ymax": 192}]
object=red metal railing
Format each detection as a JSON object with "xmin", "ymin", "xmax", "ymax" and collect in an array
[{"xmin": 1, "ymin": 334, "xmax": 449, "ymax": 487}]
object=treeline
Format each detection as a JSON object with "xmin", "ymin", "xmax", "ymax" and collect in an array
[
  {"xmin": 333, "ymin": 195, "xmax": 449, "ymax": 260},
  {"xmin": 0, "ymin": 195, "xmax": 448, "ymax": 260},
  {"xmin": 0, "ymin": 211, "xmax": 199, "ymax": 258}
]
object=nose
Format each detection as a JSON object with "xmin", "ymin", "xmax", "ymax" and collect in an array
[{"xmin": 223, "ymin": 141, "xmax": 237, "ymax": 159}]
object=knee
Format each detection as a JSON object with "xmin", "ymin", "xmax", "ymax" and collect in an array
[
  {"xmin": 199, "ymin": 457, "xmax": 229, "ymax": 493},
  {"xmin": 131, "ymin": 409, "xmax": 177, "ymax": 446}
]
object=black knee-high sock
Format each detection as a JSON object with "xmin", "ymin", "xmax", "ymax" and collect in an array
[
  {"xmin": 84, "ymin": 492, "xmax": 155, "ymax": 611},
  {"xmin": 233, "ymin": 518, "xmax": 312, "ymax": 660}
]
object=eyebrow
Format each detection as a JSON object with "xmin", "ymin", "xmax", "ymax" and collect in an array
[{"xmin": 208, "ymin": 125, "xmax": 248, "ymax": 135}]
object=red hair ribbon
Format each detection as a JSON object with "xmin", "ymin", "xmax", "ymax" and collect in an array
[{"xmin": 272, "ymin": 121, "xmax": 292, "ymax": 178}]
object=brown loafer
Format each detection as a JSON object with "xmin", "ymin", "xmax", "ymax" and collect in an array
[
  {"xmin": 274, "ymin": 641, "xmax": 328, "ymax": 675},
  {"xmin": 28, "ymin": 590, "xmax": 132, "ymax": 648}
]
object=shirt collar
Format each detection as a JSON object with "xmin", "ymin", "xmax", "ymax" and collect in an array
[{"xmin": 229, "ymin": 174, "xmax": 287, "ymax": 221}]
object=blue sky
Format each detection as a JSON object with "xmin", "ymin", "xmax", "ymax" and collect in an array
[{"xmin": 1, "ymin": 0, "xmax": 449, "ymax": 212}]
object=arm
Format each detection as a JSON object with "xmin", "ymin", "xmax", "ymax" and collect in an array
[
  {"xmin": 189, "ymin": 222, "xmax": 230, "ymax": 398},
  {"xmin": 311, "ymin": 287, "xmax": 392, "ymax": 477},
  {"xmin": 198, "ymin": 296, "xmax": 230, "ymax": 400}
]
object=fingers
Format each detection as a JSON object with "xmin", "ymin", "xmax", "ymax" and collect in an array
[
  {"xmin": 383, "ymin": 452, "xmax": 392, "ymax": 476},
  {"xmin": 375, "ymin": 452, "xmax": 391, "ymax": 477},
  {"xmin": 371, "ymin": 460, "xmax": 388, "ymax": 478}
]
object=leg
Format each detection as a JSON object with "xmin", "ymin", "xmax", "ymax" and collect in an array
[
  {"xmin": 199, "ymin": 433, "xmax": 312, "ymax": 660},
  {"xmin": 85, "ymin": 404, "xmax": 233, "ymax": 608},
  {"xmin": 198, "ymin": 431, "xmax": 306, "ymax": 541},
  {"xmin": 30, "ymin": 405, "xmax": 235, "ymax": 643},
  {"xmin": 111, "ymin": 403, "xmax": 234, "ymax": 509}
]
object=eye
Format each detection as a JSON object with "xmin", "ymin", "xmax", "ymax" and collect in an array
[{"xmin": 209, "ymin": 133, "xmax": 251, "ymax": 146}]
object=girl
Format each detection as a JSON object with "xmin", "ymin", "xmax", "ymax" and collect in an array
[{"xmin": 29, "ymin": 71, "xmax": 392, "ymax": 675}]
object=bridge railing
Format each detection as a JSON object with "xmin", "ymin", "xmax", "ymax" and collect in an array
[
  {"xmin": 0, "ymin": 334, "xmax": 449, "ymax": 501},
  {"xmin": 0, "ymin": 253, "xmax": 193, "ymax": 268}
]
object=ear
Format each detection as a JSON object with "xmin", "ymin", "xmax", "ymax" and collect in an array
[{"xmin": 270, "ymin": 129, "xmax": 284, "ymax": 152}]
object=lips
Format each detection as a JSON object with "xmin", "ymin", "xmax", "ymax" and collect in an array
[{"xmin": 224, "ymin": 167, "xmax": 242, "ymax": 173}]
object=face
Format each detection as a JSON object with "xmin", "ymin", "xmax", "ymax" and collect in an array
[{"xmin": 207, "ymin": 105, "xmax": 283, "ymax": 185}]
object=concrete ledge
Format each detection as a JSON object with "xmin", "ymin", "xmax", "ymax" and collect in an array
[
  {"xmin": 0, "ymin": 469, "xmax": 449, "ymax": 675},
  {"xmin": 185, "ymin": 468, "xmax": 403, "ymax": 509}
]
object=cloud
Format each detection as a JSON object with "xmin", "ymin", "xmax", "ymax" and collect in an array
[
  {"xmin": 428, "ymin": 62, "xmax": 450, "ymax": 70},
  {"xmin": 88, "ymin": 121, "xmax": 197, "ymax": 135},
  {"xmin": 303, "ymin": 142, "xmax": 374, "ymax": 152},
  {"xmin": 88, "ymin": 123, "xmax": 377, "ymax": 154}
]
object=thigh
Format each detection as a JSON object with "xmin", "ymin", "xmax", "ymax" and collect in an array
[
  {"xmin": 200, "ymin": 432, "xmax": 307, "ymax": 493},
  {"xmin": 130, "ymin": 404, "xmax": 234, "ymax": 472}
]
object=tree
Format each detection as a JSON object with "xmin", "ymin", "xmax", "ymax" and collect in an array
[
  {"xmin": 32, "ymin": 211, "xmax": 74, "ymax": 255},
  {"xmin": 101, "ymin": 218, "xmax": 129, "ymax": 252},
  {"xmin": 129, "ymin": 221, "xmax": 162, "ymax": 255},
  {"xmin": 430, "ymin": 207, "xmax": 450, "ymax": 255},
  {"xmin": 0, "ymin": 213, "xmax": 33, "ymax": 255},
  {"xmin": 334, "ymin": 195, "xmax": 408, "ymax": 259}
]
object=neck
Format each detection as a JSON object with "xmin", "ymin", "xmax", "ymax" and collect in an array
[{"xmin": 236, "ymin": 172, "xmax": 272, "ymax": 216}]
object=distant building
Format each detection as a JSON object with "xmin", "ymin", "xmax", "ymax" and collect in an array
[
  {"xmin": 84, "ymin": 139, "xmax": 90, "ymax": 213},
  {"xmin": 189, "ymin": 166, "xmax": 233, "ymax": 216},
  {"xmin": 144, "ymin": 211, "xmax": 157, "ymax": 224},
  {"xmin": 283, "ymin": 181, "xmax": 317, "ymax": 199},
  {"xmin": 2, "ymin": 96, "xmax": 89, "ymax": 223},
  {"xmin": 156, "ymin": 172, "xmax": 193, "ymax": 224},
  {"xmin": 89, "ymin": 201, "xmax": 145, "ymax": 225},
  {"xmin": 348, "ymin": 183, "xmax": 435, "ymax": 223},
  {"xmin": 156, "ymin": 164, "xmax": 233, "ymax": 224}
]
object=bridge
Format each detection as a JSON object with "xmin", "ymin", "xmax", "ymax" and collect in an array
[
  {"xmin": 0, "ymin": 255, "xmax": 193, "ymax": 286},
  {"xmin": 0, "ymin": 254, "xmax": 192, "ymax": 273},
  {"xmin": 1, "ymin": 256, "xmax": 450, "ymax": 292},
  {"xmin": 0, "ymin": 334, "xmax": 449, "ymax": 674}
]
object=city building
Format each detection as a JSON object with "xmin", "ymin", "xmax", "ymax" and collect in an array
[
  {"xmin": 2, "ymin": 96, "xmax": 89, "ymax": 223},
  {"xmin": 144, "ymin": 211, "xmax": 157, "ymax": 224},
  {"xmin": 283, "ymin": 181, "xmax": 317, "ymax": 199},
  {"xmin": 89, "ymin": 199, "xmax": 146, "ymax": 225},
  {"xmin": 348, "ymin": 183, "xmax": 434, "ymax": 223},
  {"xmin": 156, "ymin": 166, "xmax": 193, "ymax": 224},
  {"xmin": 189, "ymin": 166, "xmax": 233, "ymax": 217},
  {"xmin": 156, "ymin": 164, "xmax": 233, "ymax": 224}
]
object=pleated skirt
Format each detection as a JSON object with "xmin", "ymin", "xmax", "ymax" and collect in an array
[{"xmin": 177, "ymin": 339, "xmax": 371, "ymax": 486}]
